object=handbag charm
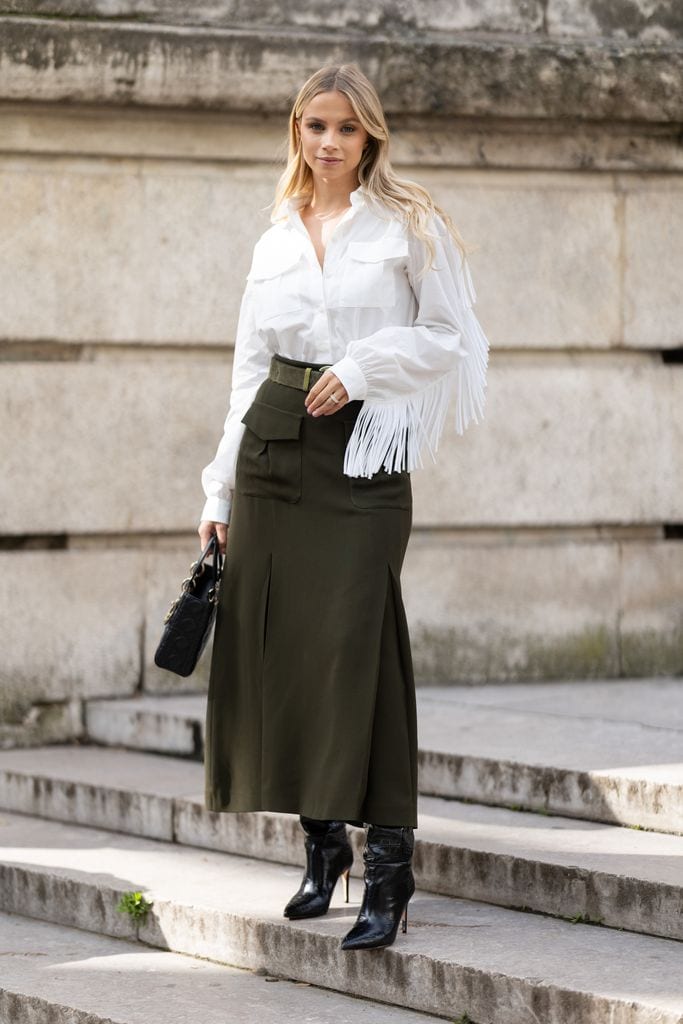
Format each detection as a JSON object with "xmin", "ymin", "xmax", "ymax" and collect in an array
[{"xmin": 154, "ymin": 534, "xmax": 224, "ymax": 677}]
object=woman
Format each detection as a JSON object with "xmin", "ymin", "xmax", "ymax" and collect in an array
[{"xmin": 198, "ymin": 63, "xmax": 489, "ymax": 951}]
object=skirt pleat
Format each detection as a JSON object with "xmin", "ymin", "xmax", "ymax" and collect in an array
[{"xmin": 204, "ymin": 354, "xmax": 418, "ymax": 827}]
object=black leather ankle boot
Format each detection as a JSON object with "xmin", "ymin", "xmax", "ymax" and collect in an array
[
  {"xmin": 340, "ymin": 824, "xmax": 415, "ymax": 950},
  {"xmin": 283, "ymin": 816, "xmax": 354, "ymax": 920}
]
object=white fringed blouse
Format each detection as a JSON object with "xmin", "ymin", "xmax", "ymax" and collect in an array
[{"xmin": 200, "ymin": 183, "xmax": 490, "ymax": 525}]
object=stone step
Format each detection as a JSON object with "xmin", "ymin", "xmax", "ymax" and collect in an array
[
  {"xmin": 0, "ymin": 745, "xmax": 681, "ymax": 942},
  {"xmin": 1, "ymin": 812, "xmax": 682, "ymax": 1024},
  {"xmin": 0, "ymin": 910, "xmax": 443, "ymax": 1024},
  {"xmin": 84, "ymin": 679, "xmax": 683, "ymax": 833}
]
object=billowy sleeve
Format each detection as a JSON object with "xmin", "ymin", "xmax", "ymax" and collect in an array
[
  {"xmin": 199, "ymin": 279, "xmax": 271, "ymax": 525},
  {"xmin": 328, "ymin": 214, "xmax": 489, "ymax": 477}
]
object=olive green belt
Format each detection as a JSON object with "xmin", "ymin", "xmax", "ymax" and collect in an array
[{"xmin": 269, "ymin": 359, "xmax": 333, "ymax": 392}]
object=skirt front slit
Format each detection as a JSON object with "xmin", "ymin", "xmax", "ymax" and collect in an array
[{"xmin": 204, "ymin": 354, "xmax": 418, "ymax": 827}]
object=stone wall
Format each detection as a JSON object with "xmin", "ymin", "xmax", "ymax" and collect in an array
[{"xmin": 1, "ymin": 1, "xmax": 682, "ymax": 744}]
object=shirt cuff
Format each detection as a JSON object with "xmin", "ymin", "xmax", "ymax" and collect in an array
[
  {"xmin": 200, "ymin": 494, "xmax": 232, "ymax": 525},
  {"xmin": 328, "ymin": 355, "xmax": 368, "ymax": 402}
]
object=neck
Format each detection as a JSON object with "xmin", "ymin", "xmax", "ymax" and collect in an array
[{"xmin": 307, "ymin": 175, "xmax": 360, "ymax": 215}]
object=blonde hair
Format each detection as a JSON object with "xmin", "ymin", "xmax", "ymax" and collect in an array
[{"xmin": 270, "ymin": 63, "xmax": 470, "ymax": 280}]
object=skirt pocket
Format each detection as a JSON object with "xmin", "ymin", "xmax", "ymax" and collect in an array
[
  {"xmin": 343, "ymin": 421, "xmax": 412, "ymax": 510},
  {"xmin": 236, "ymin": 400, "xmax": 303, "ymax": 503}
]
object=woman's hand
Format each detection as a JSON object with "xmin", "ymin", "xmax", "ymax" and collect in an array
[
  {"xmin": 305, "ymin": 370, "xmax": 349, "ymax": 417},
  {"xmin": 198, "ymin": 519, "xmax": 228, "ymax": 556}
]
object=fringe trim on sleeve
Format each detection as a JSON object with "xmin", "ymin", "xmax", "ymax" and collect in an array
[
  {"xmin": 342, "ymin": 253, "xmax": 489, "ymax": 477},
  {"xmin": 342, "ymin": 370, "xmax": 456, "ymax": 477},
  {"xmin": 452, "ymin": 253, "xmax": 488, "ymax": 435},
  {"xmin": 453, "ymin": 305, "xmax": 489, "ymax": 436}
]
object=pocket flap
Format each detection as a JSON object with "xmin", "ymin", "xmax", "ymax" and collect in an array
[
  {"xmin": 241, "ymin": 401, "xmax": 303, "ymax": 440},
  {"xmin": 247, "ymin": 240, "xmax": 305, "ymax": 281},
  {"xmin": 347, "ymin": 237, "xmax": 409, "ymax": 263}
]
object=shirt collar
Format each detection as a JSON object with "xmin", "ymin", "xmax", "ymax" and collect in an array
[{"xmin": 277, "ymin": 183, "xmax": 368, "ymax": 221}]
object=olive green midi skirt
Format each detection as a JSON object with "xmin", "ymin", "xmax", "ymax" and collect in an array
[{"xmin": 203, "ymin": 353, "xmax": 418, "ymax": 827}]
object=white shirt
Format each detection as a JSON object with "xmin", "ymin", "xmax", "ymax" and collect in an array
[{"xmin": 200, "ymin": 184, "xmax": 489, "ymax": 525}]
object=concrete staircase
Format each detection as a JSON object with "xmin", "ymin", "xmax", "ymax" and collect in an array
[
  {"xmin": 0, "ymin": 911, "xmax": 438, "ymax": 1024},
  {"xmin": 0, "ymin": 679, "xmax": 682, "ymax": 1023}
]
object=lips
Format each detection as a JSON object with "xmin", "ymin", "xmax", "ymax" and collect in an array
[{"xmin": 319, "ymin": 158, "xmax": 342, "ymax": 163}]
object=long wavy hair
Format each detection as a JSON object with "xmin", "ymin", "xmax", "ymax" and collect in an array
[{"xmin": 270, "ymin": 63, "xmax": 470, "ymax": 279}]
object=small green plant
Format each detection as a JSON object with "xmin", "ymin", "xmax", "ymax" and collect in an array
[
  {"xmin": 116, "ymin": 890, "xmax": 153, "ymax": 921},
  {"xmin": 453, "ymin": 1013, "xmax": 475, "ymax": 1024},
  {"xmin": 568, "ymin": 912, "xmax": 603, "ymax": 926}
]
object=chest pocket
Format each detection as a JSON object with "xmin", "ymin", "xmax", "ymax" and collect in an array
[
  {"xmin": 236, "ymin": 401, "xmax": 303, "ymax": 503},
  {"xmin": 337, "ymin": 236, "xmax": 409, "ymax": 310},
  {"xmin": 247, "ymin": 245, "xmax": 307, "ymax": 326}
]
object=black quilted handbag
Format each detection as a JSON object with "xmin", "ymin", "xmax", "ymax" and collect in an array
[{"xmin": 154, "ymin": 534, "xmax": 224, "ymax": 677}]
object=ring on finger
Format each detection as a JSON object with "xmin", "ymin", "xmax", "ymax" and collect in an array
[{"xmin": 327, "ymin": 393, "xmax": 340, "ymax": 404}]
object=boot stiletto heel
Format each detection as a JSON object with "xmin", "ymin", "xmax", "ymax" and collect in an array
[
  {"xmin": 401, "ymin": 903, "xmax": 408, "ymax": 934},
  {"xmin": 342, "ymin": 867, "xmax": 351, "ymax": 903}
]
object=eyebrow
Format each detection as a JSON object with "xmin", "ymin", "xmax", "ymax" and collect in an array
[{"xmin": 303, "ymin": 116, "xmax": 362, "ymax": 124}]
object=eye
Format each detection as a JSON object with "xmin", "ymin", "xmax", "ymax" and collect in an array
[{"xmin": 341, "ymin": 125, "xmax": 356, "ymax": 133}]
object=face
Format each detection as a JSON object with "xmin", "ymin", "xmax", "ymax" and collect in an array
[{"xmin": 296, "ymin": 90, "xmax": 369, "ymax": 182}]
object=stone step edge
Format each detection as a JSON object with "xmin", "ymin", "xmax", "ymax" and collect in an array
[
  {"xmin": 0, "ymin": 987, "xmax": 101, "ymax": 1024},
  {"xmin": 418, "ymin": 749, "xmax": 683, "ymax": 836},
  {"xmin": 0, "ymin": 860, "xmax": 481, "ymax": 1024},
  {"xmin": 1, "ymin": 830, "xmax": 680, "ymax": 1024},
  {"xmin": 1, "ymin": 762, "xmax": 680, "ymax": 942},
  {"xmin": 83, "ymin": 696, "xmax": 683, "ymax": 834},
  {"xmin": 0, "ymin": 910, "xmax": 443, "ymax": 1024}
]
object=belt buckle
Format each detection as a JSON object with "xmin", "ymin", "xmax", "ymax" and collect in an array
[
  {"xmin": 303, "ymin": 364, "xmax": 331, "ymax": 391},
  {"xmin": 313, "ymin": 364, "xmax": 332, "ymax": 388}
]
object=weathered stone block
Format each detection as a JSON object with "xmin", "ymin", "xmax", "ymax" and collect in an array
[
  {"xmin": 2, "ymin": 156, "xmax": 629, "ymax": 352},
  {"xmin": 3, "ymin": 106, "xmax": 683, "ymax": 176},
  {"xmin": 0, "ymin": 157, "xmax": 273, "ymax": 344},
  {"xmin": 414, "ymin": 354, "xmax": 683, "ymax": 527},
  {"xmin": 2, "ymin": 533, "xmax": 679, "ymax": 732},
  {"xmin": 142, "ymin": 536, "xmax": 626, "ymax": 689},
  {"xmin": 1, "ymin": 356, "xmax": 681, "ymax": 535},
  {"xmin": 0, "ymin": 550, "xmax": 144, "ymax": 702},
  {"xmin": 548, "ymin": 0, "xmax": 683, "ymax": 43},
  {"xmin": 85, "ymin": 694, "xmax": 205, "ymax": 746},
  {"xmin": 424, "ymin": 170, "xmax": 621, "ymax": 350},
  {"xmin": 403, "ymin": 536, "xmax": 621, "ymax": 682},
  {"xmin": 624, "ymin": 184, "xmax": 683, "ymax": 349},
  {"xmin": 5, "ymin": 152, "xmax": 681, "ymax": 355},
  {"xmin": 1, "ymin": 17, "xmax": 683, "ymax": 123},
  {"xmin": 7, "ymin": 0, "xmax": 682, "ymax": 43},
  {"xmin": 0, "ymin": 360, "xmax": 226, "ymax": 534},
  {"xmin": 619, "ymin": 542, "xmax": 683, "ymax": 676},
  {"xmin": 0, "ymin": 104, "xmax": 283, "ymax": 162},
  {"xmin": 3, "ymin": 1, "xmax": 545, "ymax": 34},
  {"xmin": 0, "ymin": 699, "xmax": 83, "ymax": 749}
]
